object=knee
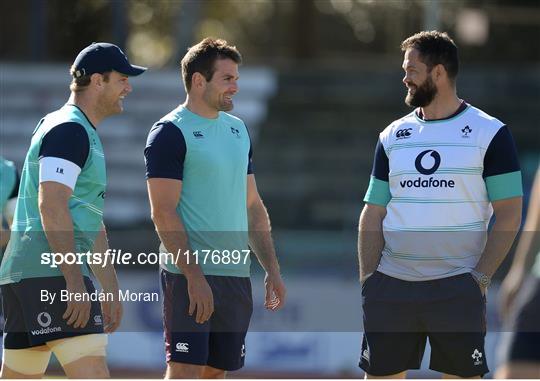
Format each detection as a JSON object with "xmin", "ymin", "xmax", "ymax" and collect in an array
[
  {"xmin": 201, "ymin": 366, "xmax": 226, "ymax": 379},
  {"xmin": 166, "ymin": 362, "xmax": 204, "ymax": 379}
]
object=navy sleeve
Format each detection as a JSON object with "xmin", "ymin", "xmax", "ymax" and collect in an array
[
  {"xmin": 144, "ymin": 121, "xmax": 186, "ymax": 180},
  {"xmin": 9, "ymin": 167, "xmax": 20, "ymax": 199},
  {"xmin": 244, "ymin": 123, "xmax": 254, "ymax": 175},
  {"xmin": 247, "ymin": 142, "xmax": 254, "ymax": 174},
  {"xmin": 483, "ymin": 126, "xmax": 520, "ymax": 178},
  {"xmin": 371, "ymin": 139, "xmax": 389, "ymax": 181},
  {"xmin": 38, "ymin": 122, "xmax": 89, "ymax": 168}
]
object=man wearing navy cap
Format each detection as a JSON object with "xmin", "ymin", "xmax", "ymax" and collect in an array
[{"xmin": 0, "ymin": 42, "xmax": 146, "ymax": 378}]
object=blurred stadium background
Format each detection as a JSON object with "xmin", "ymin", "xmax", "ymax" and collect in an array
[{"xmin": 1, "ymin": 0, "xmax": 539, "ymax": 378}]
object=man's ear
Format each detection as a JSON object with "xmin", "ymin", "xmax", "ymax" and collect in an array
[
  {"xmin": 191, "ymin": 72, "xmax": 205, "ymax": 90},
  {"xmin": 90, "ymin": 73, "xmax": 104, "ymax": 88},
  {"xmin": 433, "ymin": 64, "xmax": 446, "ymax": 82}
]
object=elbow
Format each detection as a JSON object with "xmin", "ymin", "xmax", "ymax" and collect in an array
[
  {"xmin": 150, "ymin": 210, "xmax": 163, "ymax": 226},
  {"xmin": 38, "ymin": 198, "xmax": 56, "ymax": 220},
  {"xmin": 151, "ymin": 208, "xmax": 175, "ymax": 228}
]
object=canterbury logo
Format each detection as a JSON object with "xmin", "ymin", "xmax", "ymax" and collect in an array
[
  {"xmin": 396, "ymin": 128, "xmax": 412, "ymax": 139},
  {"xmin": 176, "ymin": 342, "xmax": 189, "ymax": 352}
]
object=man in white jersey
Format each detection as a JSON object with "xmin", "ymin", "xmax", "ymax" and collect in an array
[{"xmin": 358, "ymin": 31, "xmax": 523, "ymax": 378}]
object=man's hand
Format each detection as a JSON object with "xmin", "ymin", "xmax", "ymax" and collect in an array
[
  {"xmin": 187, "ymin": 274, "xmax": 214, "ymax": 324},
  {"xmin": 63, "ymin": 279, "xmax": 91, "ymax": 328},
  {"xmin": 264, "ymin": 271, "xmax": 286, "ymax": 311},
  {"xmin": 101, "ymin": 293, "xmax": 123, "ymax": 333}
]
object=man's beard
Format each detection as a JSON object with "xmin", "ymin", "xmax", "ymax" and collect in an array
[{"xmin": 405, "ymin": 75, "xmax": 437, "ymax": 107}]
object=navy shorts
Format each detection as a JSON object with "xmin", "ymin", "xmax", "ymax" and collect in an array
[
  {"xmin": 1, "ymin": 276, "xmax": 104, "ymax": 349},
  {"xmin": 359, "ymin": 271, "xmax": 488, "ymax": 378},
  {"xmin": 502, "ymin": 275, "xmax": 540, "ymax": 363},
  {"xmin": 161, "ymin": 269, "xmax": 253, "ymax": 371}
]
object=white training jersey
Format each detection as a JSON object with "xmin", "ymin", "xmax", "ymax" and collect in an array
[{"xmin": 364, "ymin": 102, "xmax": 522, "ymax": 281}]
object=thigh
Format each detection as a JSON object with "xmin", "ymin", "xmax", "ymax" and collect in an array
[
  {"xmin": 161, "ymin": 269, "xmax": 210, "ymax": 366},
  {"xmin": 424, "ymin": 274, "xmax": 488, "ymax": 378},
  {"xmin": 359, "ymin": 272, "xmax": 426, "ymax": 376},
  {"xmin": 207, "ymin": 276, "xmax": 252, "ymax": 371},
  {"xmin": 1, "ymin": 346, "xmax": 51, "ymax": 377},
  {"xmin": 62, "ymin": 355, "xmax": 110, "ymax": 378}
]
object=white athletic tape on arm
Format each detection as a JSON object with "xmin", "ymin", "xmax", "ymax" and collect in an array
[{"xmin": 39, "ymin": 157, "xmax": 81, "ymax": 190}]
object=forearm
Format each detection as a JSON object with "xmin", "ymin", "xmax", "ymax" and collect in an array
[
  {"xmin": 509, "ymin": 229, "xmax": 540, "ymax": 275},
  {"xmin": 358, "ymin": 205, "xmax": 385, "ymax": 282},
  {"xmin": 40, "ymin": 204, "xmax": 83, "ymax": 285},
  {"xmin": 248, "ymin": 200, "xmax": 280, "ymax": 274},
  {"xmin": 475, "ymin": 211, "xmax": 522, "ymax": 277},
  {"xmin": 0, "ymin": 225, "xmax": 8, "ymax": 248},
  {"xmin": 152, "ymin": 210, "xmax": 204, "ymax": 278},
  {"xmin": 88, "ymin": 226, "xmax": 119, "ymax": 292}
]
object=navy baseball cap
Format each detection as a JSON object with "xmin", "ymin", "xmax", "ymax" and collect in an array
[{"xmin": 72, "ymin": 42, "xmax": 147, "ymax": 78}]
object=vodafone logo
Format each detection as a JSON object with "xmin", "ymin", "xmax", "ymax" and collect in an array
[
  {"xmin": 37, "ymin": 312, "xmax": 52, "ymax": 328},
  {"xmin": 31, "ymin": 311, "xmax": 61, "ymax": 336},
  {"xmin": 400, "ymin": 149, "xmax": 454, "ymax": 189},
  {"xmin": 415, "ymin": 150, "xmax": 441, "ymax": 175}
]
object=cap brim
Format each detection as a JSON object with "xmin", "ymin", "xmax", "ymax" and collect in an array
[{"xmin": 118, "ymin": 64, "xmax": 147, "ymax": 77}]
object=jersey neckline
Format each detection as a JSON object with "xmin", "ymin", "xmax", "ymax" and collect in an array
[
  {"xmin": 65, "ymin": 103, "xmax": 97, "ymax": 130},
  {"xmin": 179, "ymin": 104, "xmax": 221, "ymax": 122},
  {"xmin": 414, "ymin": 100, "xmax": 469, "ymax": 124}
]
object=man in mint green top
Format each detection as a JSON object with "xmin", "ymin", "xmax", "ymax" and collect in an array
[
  {"xmin": 0, "ymin": 157, "xmax": 19, "ymax": 251},
  {"xmin": 145, "ymin": 38, "xmax": 286, "ymax": 378},
  {"xmin": 0, "ymin": 156, "xmax": 19, "ymax": 334},
  {"xmin": 0, "ymin": 43, "xmax": 145, "ymax": 378},
  {"xmin": 150, "ymin": 105, "xmax": 253, "ymax": 278}
]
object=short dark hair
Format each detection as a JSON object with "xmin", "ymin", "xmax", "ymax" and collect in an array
[
  {"xmin": 69, "ymin": 65, "xmax": 110, "ymax": 92},
  {"xmin": 401, "ymin": 31, "xmax": 459, "ymax": 80},
  {"xmin": 181, "ymin": 38, "xmax": 242, "ymax": 92}
]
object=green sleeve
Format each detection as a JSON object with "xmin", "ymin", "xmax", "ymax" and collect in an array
[
  {"xmin": 485, "ymin": 171, "xmax": 523, "ymax": 201},
  {"xmin": 364, "ymin": 176, "xmax": 391, "ymax": 206}
]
